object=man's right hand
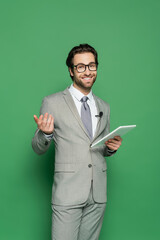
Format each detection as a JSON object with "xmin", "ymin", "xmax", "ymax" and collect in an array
[{"xmin": 33, "ymin": 113, "xmax": 54, "ymax": 134}]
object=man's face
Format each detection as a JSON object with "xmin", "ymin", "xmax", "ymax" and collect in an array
[{"xmin": 69, "ymin": 52, "xmax": 97, "ymax": 93}]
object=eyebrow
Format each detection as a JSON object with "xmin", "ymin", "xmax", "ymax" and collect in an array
[{"xmin": 74, "ymin": 62, "xmax": 96, "ymax": 65}]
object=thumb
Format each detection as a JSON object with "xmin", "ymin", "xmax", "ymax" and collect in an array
[{"xmin": 33, "ymin": 115, "xmax": 38, "ymax": 124}]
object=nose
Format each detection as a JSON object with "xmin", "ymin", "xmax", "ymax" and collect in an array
[{"xmin": 84, "ymin": 66, "xmax": 91, "ymax": 75}]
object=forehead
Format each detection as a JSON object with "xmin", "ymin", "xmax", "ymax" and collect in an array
[{"xmin": 73, "ymin": 52, "xmax": 95, "ymax": 65}]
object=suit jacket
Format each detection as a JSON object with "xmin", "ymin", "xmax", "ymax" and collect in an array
[{"xmin": 32, "ymin": 87, "xmax": 116, "ymax": 206}]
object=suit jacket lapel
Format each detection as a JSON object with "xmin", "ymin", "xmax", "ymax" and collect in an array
[{"xmin": 62, "ymin": 88, "xmax": 91, "ymax": 141}]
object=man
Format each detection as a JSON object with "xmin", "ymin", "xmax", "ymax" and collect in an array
[{"xmin": 32, "ymin": 44, "xmax": 122, "ymax": 240}]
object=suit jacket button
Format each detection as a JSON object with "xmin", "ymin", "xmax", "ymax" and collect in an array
[
  {"xmin": 88, "ymin": 164, "xmax": 92, "ymax": 168},
  {"xmin": 45, "ymin": 141, "xmax": 48, "ymax": 145}
]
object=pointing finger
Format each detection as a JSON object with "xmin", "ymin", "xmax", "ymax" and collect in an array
[
  {"xmin": 43, "ymin": 113, "xmax": 49, "ymax": 121},
  {"xmin": 38, "ymin": 115, "xmax": 43, "ymax": 125},
  {"xmin": 39, "ymin": 115, "xmax": 43, "ymax": 120}
]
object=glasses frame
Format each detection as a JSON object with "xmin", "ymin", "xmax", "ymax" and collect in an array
[{"xmin": 72, "ymin": 62, "xmax": 98, "ymax": 73}]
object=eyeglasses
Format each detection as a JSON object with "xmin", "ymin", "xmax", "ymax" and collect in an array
[{"xmin": 72, "ymin": 62, "xmax": 98, "ymax": 73}]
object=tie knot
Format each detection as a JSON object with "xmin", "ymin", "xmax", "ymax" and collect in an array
[{"xmin": 81, "ymin": 96, "xmax": 88, "ymax": 103}]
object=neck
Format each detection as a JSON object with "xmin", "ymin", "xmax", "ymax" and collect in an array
[{"xmin": 73, "ymin": 82, "xmax": 91, "ymax": 95}]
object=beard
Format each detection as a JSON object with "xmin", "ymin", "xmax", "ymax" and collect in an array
[{"xmin": 73, "ymin": 73, "xmax": 97, "ymax": 92}]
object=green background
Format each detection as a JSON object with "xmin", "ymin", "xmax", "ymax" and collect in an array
[{"xmin": 1, "ymin": 0, "xmax": 160, "ymax": 239}]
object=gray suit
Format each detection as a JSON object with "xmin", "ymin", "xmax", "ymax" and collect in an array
[
  {"xmin": 32, "ymin": 87, "xmax": 115, "ymax": 206},
  {"xmin": 32, "ymin": 87, "xmax": 116, "ymax": 239}
]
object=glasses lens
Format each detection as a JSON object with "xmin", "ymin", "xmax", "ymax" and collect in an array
[
  {"xmin": 77, "ymin": 64, "xmax": 85, "ymax": 73},
  {"xmin": 89, "ymin": 63, "xmax": 97, "ymax": 71}
]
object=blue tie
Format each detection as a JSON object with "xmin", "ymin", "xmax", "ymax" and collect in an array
[{"xmin": 81, "ymin": 96, "xmax": 93, "ymax": 139}]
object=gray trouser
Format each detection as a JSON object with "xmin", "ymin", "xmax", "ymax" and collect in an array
[{"xmin": 51, "ymin": 181, "xmax": 106, "ymax": 240}]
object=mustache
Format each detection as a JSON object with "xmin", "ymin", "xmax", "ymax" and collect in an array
[{"xmin": 81, "ymin": 74, "xmax": 96, "ymax": 77}]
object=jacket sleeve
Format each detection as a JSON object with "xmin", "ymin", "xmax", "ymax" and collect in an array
[
  {"xmin": 103, "ymin": 146, "xmax": 117, "ymax": 157},
  {"xmin": 31, "ymin": 97, "xmax": 55, "ymax": 155},
  {"xmin": 103, "ymin": 103, "xmax": 117, "ymax": 157}
]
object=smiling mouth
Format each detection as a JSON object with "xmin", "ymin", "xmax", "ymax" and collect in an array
[{"xmin": 82, "ymin": 77, "xmax": 93, "ymax": 80}]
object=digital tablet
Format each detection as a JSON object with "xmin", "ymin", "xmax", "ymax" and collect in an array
[{"xmin": 91, "ymin": 125, "xmax": 136, "ymax": 148}]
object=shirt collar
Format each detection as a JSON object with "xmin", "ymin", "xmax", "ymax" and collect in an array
[{"xmin": 69, "ymin": 84, "xmax": 93, "ymax": 102}]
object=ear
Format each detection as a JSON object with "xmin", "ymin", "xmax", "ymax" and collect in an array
[{"xmin": 69, "ymin": 67, "xmax": 74, "ymax": 77}]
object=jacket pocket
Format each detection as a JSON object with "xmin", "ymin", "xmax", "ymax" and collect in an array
[{"xmin": 54, "ymin": 163, "xmax": 75, "ymax": 173}]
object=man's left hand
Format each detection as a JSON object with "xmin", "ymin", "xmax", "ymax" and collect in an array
[{"xmin": 105, "ymin": 136, "xmax": 122, "ymax": 151}]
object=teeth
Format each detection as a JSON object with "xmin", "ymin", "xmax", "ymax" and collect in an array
[{"xmin": 83, "ymin": 78, "xmax": 91, "ymax": 80}]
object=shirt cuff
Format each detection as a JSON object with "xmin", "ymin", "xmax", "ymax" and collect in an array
[
  {"xmin": 42, "ymin": 132, "xmax": 54, "ymax": 141},
  {"xmin": 107, "ymin": 147, "xmax": 117, "ymax": 153}
]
